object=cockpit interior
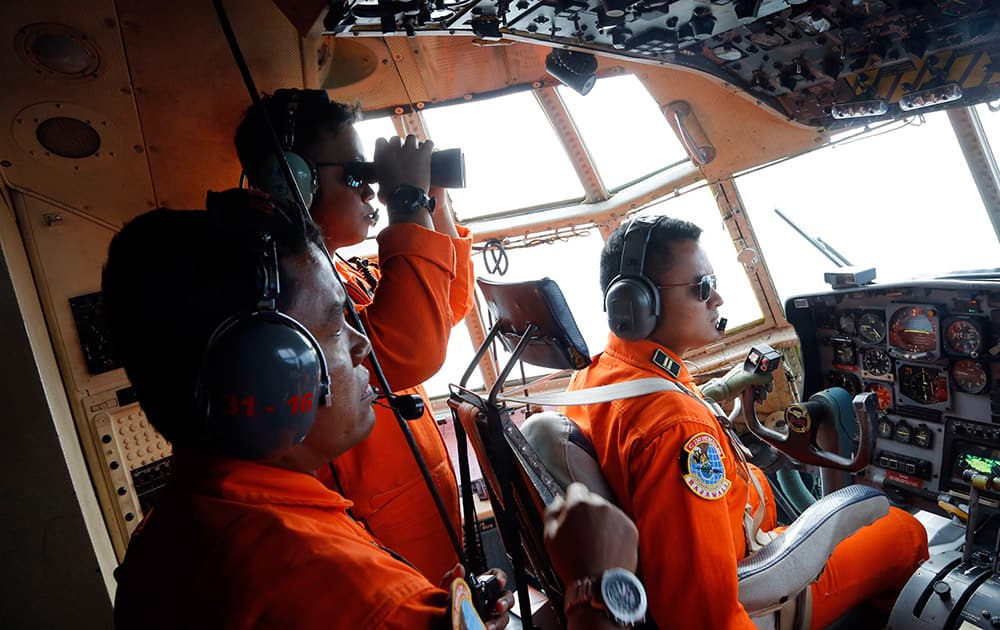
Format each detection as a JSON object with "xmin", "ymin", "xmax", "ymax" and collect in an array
[{"xmin": 3, "ymin": 0, "xmax": 1000, "ymax": 627}]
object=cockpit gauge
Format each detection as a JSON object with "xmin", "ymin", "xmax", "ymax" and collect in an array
[
  {"xmin": 838, "ymin": 312, "xmax": 857, "ymax": 337},
  {"xmin": 898, "ymin": 364, "xmax": 949, "ymax": 405},
  {"xmin": 749, "ymin": 30, "xmax": 786, "ymax": 50},
  {"xmin": 814, "ymin": 307, "xmax": 838, "ymax": 332},
  {"xmin": 951, "ymin": 359, "xmax": 989, "ymax": 394},
  {"xmin": 858, "ymin": 311, "xmax": 886, "ymax": 344},
  {"xmin": 862, "ymin": 348, "xmax": 893, "ymax": 377},
  {"xmin": 914, "ymin": 425, "xmax": 933, "ymax": 449},
  {"xmin": 894, "ymin": 421, "xmax": 912, "ymax": 444},
  {"xmin": 943, "ymin": 317, "xmax": 984, "ymax": 357},
  {"xmin": 831, "ymin": 338, "xmax": 857, "ymax": 367},
  {"xmin": 889, "ymin": 306, "xmax": 939, "ymax": 356},
  {"xmin": 827, "ymin": 370, "xmax": 862, "ymax": 396},
  {"xmin": 864, "ymin": 381, "xmax": 894, "ymax": 411},
  {"xmin": 877, "ymin": 416, "xmax": 894, "ymax": 439}
]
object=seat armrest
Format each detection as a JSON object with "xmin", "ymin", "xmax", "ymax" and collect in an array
[{"xmin": 738, "ymin": 484, "xmax": 889, "ymax": 615}]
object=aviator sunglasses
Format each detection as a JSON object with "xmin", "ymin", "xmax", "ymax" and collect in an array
[
  {"xmin": 314, "ymin": 161, "xmax": 377, "ymax": 190},
  {"xmin": 657, "ymin": 274, "xmax": 717, "ymax": 302}
]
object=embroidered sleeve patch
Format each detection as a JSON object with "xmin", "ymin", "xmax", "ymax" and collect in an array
[{"xmin": 680, "ymin": 432, "xmax": 731, "ymax": 500}]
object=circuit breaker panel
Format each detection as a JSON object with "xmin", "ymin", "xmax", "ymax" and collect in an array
[{"xmin": 81, "ymin": 385, "xmax": 172, "ymax": 552}]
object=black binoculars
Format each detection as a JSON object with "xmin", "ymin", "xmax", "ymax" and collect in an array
[{"xmin": 347, "ymin": 148, "xmax": 466, "ymax": 189}]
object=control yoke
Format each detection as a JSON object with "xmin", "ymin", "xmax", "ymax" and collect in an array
[{"xmin": 740, "ymin": 344, "xmax": 877, "ymax": 472}]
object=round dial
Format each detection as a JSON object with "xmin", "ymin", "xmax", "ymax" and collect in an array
[
  {"xmin": 889, "ymin": 306, "xmax": 938, "ymax": 354},
  {"xmin": 878, "ymin": 416, "xmax": 894, "ymax": 439},
  {"xmin": 898, "ymin": 364, "xmax": 948, "ymax": 405},
  {"xmin": 944, "ymin": 319, "xmax": 984, "ymax": 357},
  {"xmin": 865, "ymin": 381, "xmax": 893, "ymax": 411},
  {"xmin": 862, "ymin": 349, "xmax": 893, "ymax": 376},
  {"xmin": 832, "ymin": 340, "xmax": 857, "ymax": 367},
  {"xmin": 951, "ymin": 359, "xmax": 989, "ymax": 394},
  {"xmin": 914, "ymin": 425, "xmax": 933, "ymax": 449},
  {"xmin": 749, "ymin": 30, "xmax": 786, "ymax": 49},
  {"xmin": 712, "ymin": 44, "xmax": 744, "ymax": 61},
  {"xmin": 894, "ymin": 421, "xmax": 912, "ymax": 444},
  {"xmin": 839, "ymin": 312, "xmax": 857, "ymax": 336},
  {"xmin": 858, "ymin": 312, "xmax": 886, "ymax": 344},
  {"xmin": 827, "ymin": 370, "xmax": 861, "ymax": 396}
]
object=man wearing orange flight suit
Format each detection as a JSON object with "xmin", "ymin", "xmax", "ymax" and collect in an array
[
  {"xmin": 235, "ymin": 89, "xmax": 472, "ymax": 581},
  {"xmin": 108, "ymin": 199, "xmax": 640, "ymax": 629},
  {"xmin": 108, "ymin": 201, "xmax": 507, "ymax": 628},
  {"xmin": 565, "ymin": 215, "xmax": 928, "ymax": 629}
]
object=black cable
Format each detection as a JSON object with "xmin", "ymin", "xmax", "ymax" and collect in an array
[
  {"xmin": 481, "ymin": 238, "xmax": 509, "ymax": 275},
  {"xmin": 336, "ymin": 252, "xmax": 380, "ymax": 295},
  {"xmin": 213, "ymin": 0, "xmax": 466, "ymax": 567}
]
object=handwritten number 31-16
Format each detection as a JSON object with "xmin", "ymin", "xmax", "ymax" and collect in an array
[{"xmin": 222, "ymin": 393, "xmax": 314, "ymax": 416}]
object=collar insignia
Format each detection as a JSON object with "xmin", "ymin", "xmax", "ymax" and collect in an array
[{"xmin": 651, "ymin": 348, "xmax": 682, "ymax": 379}]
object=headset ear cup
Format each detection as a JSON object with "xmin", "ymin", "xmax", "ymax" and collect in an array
[
  {"xmin": 605, "ymin": 276, "xmax": 661, "ymax": 341},
  {"xmin": 197, "ymin": 313, "xmax": 326, "ymax": 461},
  {"xmin": 255, "ymin": 151, "xmax": 318, "ymax": 208}
]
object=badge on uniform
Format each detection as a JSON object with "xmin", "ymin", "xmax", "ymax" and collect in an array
[
  {"xmin": 651, "ymin": 348, "xmax": 682, "ymax": 379},
  {"xmin": 680, "ymin": 432, "xmax": 732, "ymax": 500}
]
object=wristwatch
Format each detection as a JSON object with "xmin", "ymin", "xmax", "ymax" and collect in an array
[
  {"xmin": 386, "ymin": 184, "xmax": 436, "ymax": 215},
  {"xmin": 565, "ymin": 568, "xmax": 647, "ymax": 627}
]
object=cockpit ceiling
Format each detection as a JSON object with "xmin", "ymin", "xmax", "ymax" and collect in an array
[{"xmin": 299, "ymin": 0, "xmax": 1000, "ymax": 128}]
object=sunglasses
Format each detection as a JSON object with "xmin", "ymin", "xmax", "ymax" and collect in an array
[
  {"xmin": 314, "ymin": 161, "xmax": 377, "ymax": 190},
  {"xmin": 657, "ymin": 274, "xmax": 717, "ymax": 302}
]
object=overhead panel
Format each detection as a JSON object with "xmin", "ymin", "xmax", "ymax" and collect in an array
[{"xmin": 311, "ymin": 0, "xmax": 1000, "ymax": 129}]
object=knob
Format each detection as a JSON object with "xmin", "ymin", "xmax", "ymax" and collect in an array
[
  {"xmin": 611, "ymin": 28, "xmax": 632, "ymax": 49},
  {"xmin": 690, "ymin": 11, "xmax": 717, "ymax": 40},
  {"xmin": 933, "ymin": 580, "xmax": 951, "ymax": 601}
]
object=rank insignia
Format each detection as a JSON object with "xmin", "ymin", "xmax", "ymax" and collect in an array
[
  {"xmin": 680, "ymin": 433, "xmax": 731, "ymax": 500},
  {"xmin": 651, "ymin": 348, "xmax": 682, "ymax": 379}
]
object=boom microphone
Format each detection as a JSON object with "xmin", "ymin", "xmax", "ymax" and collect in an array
[
  {"xmin": 373, "ymin": 391, "xmax": 426, "ymax": 420},
  {"xmin": 716, "ymin": 317, "xmax": 728, "ymax": 333}
]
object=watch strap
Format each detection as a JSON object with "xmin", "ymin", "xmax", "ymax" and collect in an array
[
  {"xmin": 565, "ymin": 576, "xmax": 604, "ymax": 615},
  {"xmin": 387, "ymin": 184, "xmax": 436, "ymax": 215},
  {"xmin": 565, "ymin": 569, "xmax": 647, "ymax": 627}
]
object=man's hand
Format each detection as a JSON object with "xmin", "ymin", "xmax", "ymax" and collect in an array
[
  {"xmin": 374, "ymin": 134, "xmax": 433, "ymax": 207},
  {"xmin": 440, "ymin": 563, "xmax": 514, "ymax": 630},
  {"xmin": 543, "ymin": 483, "xmax": 638, "ymax": 585},
  {"xmin": 701, "ymin": 364, "xmax": 775, "ymax": 404}
]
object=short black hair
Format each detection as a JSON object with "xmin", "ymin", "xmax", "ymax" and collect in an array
[
  {"xmin": 101, "ymin": 191, "xmax": 323, "ymax": 447},
  {"xmin": 599, "ymin": 215, "xmax": 703, "ymax": 293},
  {"xmin": 234, "ymin": 89, "xmax": 360, "ymax": 188}
]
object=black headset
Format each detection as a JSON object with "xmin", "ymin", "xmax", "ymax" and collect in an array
[
  {"xmin": 604, "ymin": 216, "xmax": 663, "ymax": 341},
  {"xmin": 254, "ymin": 89, "xmax": 331, "ymax": 208},
  {"xmin": 194, "ymin": 226, "xmax": 332, "ymax": 460}
]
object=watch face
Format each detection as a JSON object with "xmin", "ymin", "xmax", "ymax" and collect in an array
[{"xmin": 601, "ymin": 568, "xmax": 648, "ymax": 625}]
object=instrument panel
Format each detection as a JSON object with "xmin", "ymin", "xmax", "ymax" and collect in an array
[{"xmin": 785, "ymin": 279, "xmax": 1000, "ymax": 507}]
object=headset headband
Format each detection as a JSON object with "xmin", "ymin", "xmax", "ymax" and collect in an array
[{"xmin": 619, "ymin": 215, "xmax": 661, "ymax": 281}]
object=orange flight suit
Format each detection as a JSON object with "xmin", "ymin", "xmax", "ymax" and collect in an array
[
  {"xmin": 114, "ymin": 454, "xmax": 450, "ymax": 629},
  {"xmin": 565, "ymin": 336, "xmax": 928, "ymax": 630},
  {"xmin": 317, "ymin": 223, "xmax": 474, "ymax": 582}
]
